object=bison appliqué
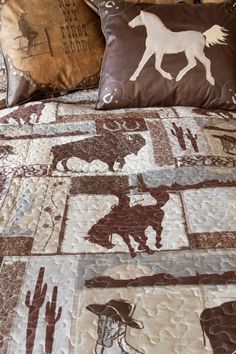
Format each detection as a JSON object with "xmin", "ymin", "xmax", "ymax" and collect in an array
[{"xmin": 50, "ymin": 132, "xmax": 146, "ymax": 173}]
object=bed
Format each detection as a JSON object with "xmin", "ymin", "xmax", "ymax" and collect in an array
[{"xmin": 0, "ymin": 48, "xmax": 236, "ymax": 353}]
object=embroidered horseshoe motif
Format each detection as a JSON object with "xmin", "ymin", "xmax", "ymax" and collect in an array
[
  {"xmin": 103, "ymin": 93, "xmax": 114, "ymax": 104},
  {"xmin": 103, "ymin": 120, "xmax": 141, "ymax": 131},
  {"xmin": 103, "ymin": 120, "xmax": 121, "ymax": 131},
  {"xmin": 105, "ymin": 1, "xmax": 115, "ymax": 8},
  {"xmin": 123, "ymin": 121, "xmax": 140, "ymax": 131}
]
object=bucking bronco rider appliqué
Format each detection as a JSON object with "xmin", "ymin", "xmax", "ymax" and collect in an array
[{"xmin": 129, "ymin": 11, "xmax": 228, "ymax": 85}]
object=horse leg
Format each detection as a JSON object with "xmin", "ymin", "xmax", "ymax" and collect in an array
[
  {"xmin": 195, "ymin": 52, "xmax": 215, "ymax": 85},
  {"xmin": 61, "ymin": 158, "xmax": 70, "ymax": 172},
  {"xmin": 123, "ymin": 233, "xmax": 136, "ymax": 258},
  {"xmin": 130, "ymin": 48, "xmax": 154, "ymax": 81},
  {"xmin": 117, "ymin": 156, "xmax": 125, "ymax": 169},
  {"xmin": 107, "ymin": 160, "xmax": 115, "ymax": 172},
  {"xmin": 50, "ymin": 154, "xmax": 61, "ymax": 174},
  {"xmin": 132, "ymin": 232, "xmax": 154, "ymax": 255},
  {"xmin": 176, "ymin": 51, "xmax": 197, "ymax": 82},
  {"xmin": 130, "ymin": 232, "xmax": 147, "ymax": 251},
  {"xmin": 155, "ymin": 53, "xmax": 173, "ymax": 80},
  {"xmin": 151, "ymin": 221, "xmax": 163, "ymax": 249}
]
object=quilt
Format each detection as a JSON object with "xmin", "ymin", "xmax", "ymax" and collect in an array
[{"xmin": 0, "ymin": 74, "xmax": 236, "ymax": 353}]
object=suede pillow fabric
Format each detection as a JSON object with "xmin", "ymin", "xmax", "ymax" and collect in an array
[
  {"xmin": 96, "ymin": 0, "xmax": 236, "ymax": 110},
  {"xmin": 0, "ymin": 0, "xmax": 104, "ymax": 107}
]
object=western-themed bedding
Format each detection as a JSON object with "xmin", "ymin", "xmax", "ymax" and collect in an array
[
  {"xmin": 96, "ymin": 0, "xmax": 236, "ymax": 110},
  {"xmin": 0, "ymin": 87, "xmax": 236, "ymax": 353}
]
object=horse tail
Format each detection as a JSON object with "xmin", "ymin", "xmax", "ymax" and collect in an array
[{"xmin": 203, "ymin": 25, "xmax": 228, "ymax": 47}]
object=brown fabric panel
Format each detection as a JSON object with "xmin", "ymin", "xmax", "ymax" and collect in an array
[
  {"xmin": 188, "ymin": 232, "xmax": 236, "ymax": 248},
  {"xmin": 0, "ymin": 237, "xmax": 33, "ymax": 255},
  {"xmin": 85, "ymin": 271, "xmax": 236, "ymax": 288},
  {"xmin": 0, "ymin": 261, "xmax": 27, "ymax": 352}
]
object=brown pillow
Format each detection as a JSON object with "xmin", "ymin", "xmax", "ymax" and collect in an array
[
  {"xmin": 84, "ymin": 0, "xmax": 193, "ymax": 15},
  {"xmin": 0, "ymin": 0, "xmax": 104, "ymax": 107},
  {"xmin": 96, "ymin": 0, "xmax": 236, "ymax": 110}
]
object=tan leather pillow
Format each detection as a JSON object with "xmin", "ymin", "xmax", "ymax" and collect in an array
[
  {"xmin": 84, "ymin": 0, "xmax": 194, "ymax": 15},
  {"xmin": 0, "ymin": 0, "xmax": 105, "ymax": 107},
  {"xmin": 96, "ymin": 0, "xmax": 236, "ymax": 111}
]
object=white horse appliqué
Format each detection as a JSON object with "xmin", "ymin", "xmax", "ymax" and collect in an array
[{"xmin": 129, "ymin": 11, "xmax": 228, "ymax": 85}]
